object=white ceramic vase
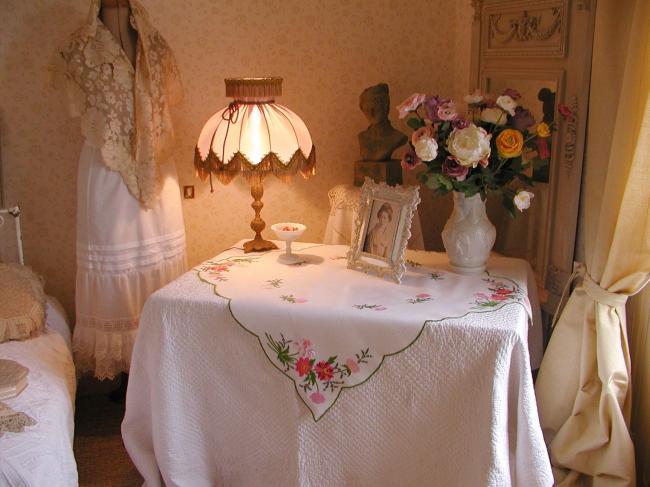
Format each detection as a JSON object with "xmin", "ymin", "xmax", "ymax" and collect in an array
[{"xmin": 441, "ymin": 192, "xmax": 496, "ymax": 274}]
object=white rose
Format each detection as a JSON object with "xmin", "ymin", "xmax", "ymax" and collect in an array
[
  {"xmin": 480, "ymin": 107, "xmax": 507, "ymax": 126},
  {"xmin": 514, "ymin": 190, "xmax": 534, "ymax": 211},
  {"xmin": 496, "ymin": 95, "xmax": 517, "ymax": 116},
  {"xmin": 463, "ymin": 90, "xmax": 483, "ymax": 104},
  {"xmin": 414, "ymin": 136, "xmax": 438, "ymax": 162},
  {"xmin": 446, "ymin": 124, "xmax": 492, "ymax": 168}
]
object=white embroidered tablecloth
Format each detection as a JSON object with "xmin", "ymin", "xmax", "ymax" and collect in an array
[{"xmin": 123, "ymin": 242, "xmax": 552, "ymax": 487}]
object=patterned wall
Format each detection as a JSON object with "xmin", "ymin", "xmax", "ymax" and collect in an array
[{"xmin": 0, "ymin": 0, "xmax": 472, "ymax": 317}]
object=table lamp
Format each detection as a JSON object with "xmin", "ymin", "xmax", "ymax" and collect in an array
[{"xmin": 194, "ymin": 77, "xmax": 316, "ymax": 253}]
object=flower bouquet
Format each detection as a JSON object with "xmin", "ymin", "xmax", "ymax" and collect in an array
[
  {"xmin": 397, "ymin": 89, "xmax": 572, "ymax": 216},
  {"xmin": 396, "ymin": 89, "xmax": 572, "ymax": 272}
]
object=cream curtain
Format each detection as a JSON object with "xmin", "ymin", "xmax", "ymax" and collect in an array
[
  {"xmin": 630, "ymin": 285, "xmax": 650, "ymax": 486},
  {"xmin": 535, "ymin": 0, "xmax": 650, "ymax": 484}
]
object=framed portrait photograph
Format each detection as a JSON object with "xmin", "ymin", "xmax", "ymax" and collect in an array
[{"xmin": 347, "ymin": 178, "xmax": 420, "ymax": 283}]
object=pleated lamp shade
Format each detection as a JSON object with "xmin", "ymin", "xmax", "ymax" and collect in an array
[{"xmin": 194, "ymin": 77, "xmax": 316, "ymax": 186}]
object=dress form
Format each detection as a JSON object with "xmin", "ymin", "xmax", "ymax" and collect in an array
[{"xmin": 100, "ymin": 0, "xmax": 137, "ymax": 66}]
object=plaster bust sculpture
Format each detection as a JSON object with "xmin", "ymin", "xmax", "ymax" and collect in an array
[{"xmin": 358, "ymin": 83, "xmax": 407, "ymax": 161}]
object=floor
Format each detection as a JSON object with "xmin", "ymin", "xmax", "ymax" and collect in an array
[{"xmin": 74, "ymin": 394, "xmax": 142, "ymax": 487}]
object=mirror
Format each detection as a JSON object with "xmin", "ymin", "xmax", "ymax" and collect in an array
[
  {"xmin": 483, "ymin": 76, "xmax": 560, "ymax": 277},
  {"xmin": 472, "ymin": 0, "xmax": 596, "ymax": 315}
]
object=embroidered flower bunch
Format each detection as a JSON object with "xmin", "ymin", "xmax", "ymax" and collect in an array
[{"xmin": 266, "ymin": 334, "xmax": 372, "ymax": 404}]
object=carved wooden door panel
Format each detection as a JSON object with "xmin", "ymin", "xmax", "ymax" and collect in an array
[{"xmin": 470, "ymin": 0, "xmax": 597, "ymax": 315}]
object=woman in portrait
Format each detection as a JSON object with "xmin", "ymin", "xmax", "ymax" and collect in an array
[{"xmin": 363, "ymin": 202, "xmax": 394, "ymax": 258}]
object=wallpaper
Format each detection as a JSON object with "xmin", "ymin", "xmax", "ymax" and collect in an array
[{"xmin": 0, "ymin": 0, "xmax": 472, "ymax": 317}]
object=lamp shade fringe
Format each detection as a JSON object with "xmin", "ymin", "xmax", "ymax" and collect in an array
[{"xmin": 194, "ymin": 146, "xmax": 316, "ymax": 185}]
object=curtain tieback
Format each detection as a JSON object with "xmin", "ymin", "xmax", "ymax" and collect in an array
[
  {"xmin": 551, "ymin": 264, "xmax": 627, "ymax": 328},
  {"xmin": 583, "ymin": 273, "xmax": 628, "ymax": 307}
]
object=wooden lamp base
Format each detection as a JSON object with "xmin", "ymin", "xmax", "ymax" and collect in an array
[{"xmin": 243, "ymin": 177, "xmax": 278, "ymax": 253}]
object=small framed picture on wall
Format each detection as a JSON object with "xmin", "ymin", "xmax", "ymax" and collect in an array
[{"xmin": 347, "ymin": 178, "xmax": 420, "ymax": 283}]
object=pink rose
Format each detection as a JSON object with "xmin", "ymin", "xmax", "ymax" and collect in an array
[
  {"xmin": 294, "ymin": 298, "xmax": 308, "ymax": 304},
  {"xmin": 415, "ymin": 293, "xmax": 431, "ymax": 299},
  {"xmin": 437, "ymin": 102, "xmax": 458, "ymax": 121},
  {"xmin": 400, "ymin": 150, "xmax": 422, "ymax": 171},
  {"xmin": 558, "ymin": 103, "xmax": 574, "ymax": 121},
  {"xmin": 502, "ymin": 88, "xmax": 521, "ymax": 100},
  {"xmin": 410, "ymin": 125, "xmax": 435, "ymax": 146},
  {"xmin": 346, "ymin": 358, "xmax": 360, "ymax": 373},
  {"xmin": 396, "ymin": 93, "xmax": 426, "ymax": 119},
  {"xmin": 423, "ymin": 95, "xmax": 449, "ymax": 121},
  {"xmin": 536, "ymin": 138, "xmax": 550, "ymax": 160},
  {"xmin": 452, "ymin": 118, "xmax": 470, "ymax": 130},
  {"xmin": 310, "ymin": 392, "xmax": 325, "ymax": 404},
  {"xmin": 442, "ymin": 157, "xmax": 469, "ymax": 182}
]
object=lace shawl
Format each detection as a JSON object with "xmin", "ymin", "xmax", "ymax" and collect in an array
[{"xmin": 60, "ymin": 0, "xmax": 182, "ymax": 208}]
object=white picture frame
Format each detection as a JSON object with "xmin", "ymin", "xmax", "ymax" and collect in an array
[{"xmin": 347, "ymin": 178, "xmax": 420, "ymax": 283}]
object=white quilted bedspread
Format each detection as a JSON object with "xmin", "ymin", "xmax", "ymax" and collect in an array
[
  {"xmin": 0, "ymin": 298, "xmax": 77, "ymax": 487},
  {"xmin": 123, "ymin": 244, "xmax": 552, "ymax": 487}
]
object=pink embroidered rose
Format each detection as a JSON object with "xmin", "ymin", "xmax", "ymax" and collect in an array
[
  {"xmin": 294, "ymin": 298, "xmax": 308, "ymax": 304},
  {"xmin": 491, "ymin": 294, "xmax": 509, "ymax": 301},
  {"xmin": 493, "ymin": 288, "xmax": 513, "ymax": 297},
  {"xmin": 299, "ymin": 339, "xmax": 312, "ymax": 355},
  {"xmin": 315, "ymin": 361, "xmax": 334, "ymax": 381},
  {"xmin": 208, "ymin": 264, "xmax": 231, "ymax": 272},
  {"xmin": 310, "ymin": 392, "xmax": 326, "ymax": 404},
  {"xmin": 415, "ymin": 293, "xmax": 431, "ymax": 299},
  {"xmin": 346, "ymin": 358, "xmax": 360, "ymax": 373},
  {"xmin": 309, "ymin": 392, "xmax": 325, "ymax": 404},
  {"xmin": 295, "ymin": 357, "xmax": 312, "ymax": 377},
  {"xmin": 396, "ymin": 93, "xmax": 426, "ymax": 119}
]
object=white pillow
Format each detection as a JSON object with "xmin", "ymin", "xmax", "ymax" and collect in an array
[{"xmin": 0, "ymin": 264, "xmax": 45, "ymax": 343}]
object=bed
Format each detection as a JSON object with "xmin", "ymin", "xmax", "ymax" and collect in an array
[{"xmin": 0, "ymin": 207, "xmax": 78, "ymax": 486}]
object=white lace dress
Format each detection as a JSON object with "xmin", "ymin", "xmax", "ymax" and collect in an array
[{"xmin": 61, "ymin": 0, "xmax": 186, "ymax": 379}]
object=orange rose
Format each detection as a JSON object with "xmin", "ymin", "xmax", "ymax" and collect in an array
[
  {"xmin": 536, "ymin": 122, "xmax": 551, "ymax": 138},
  {"xmin": 496, "ymin": 129, "xmax": 524, "ymax": 158}
]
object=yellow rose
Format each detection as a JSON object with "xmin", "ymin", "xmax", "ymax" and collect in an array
[
  {"xmin": 536, "ymin": 122, "xmax": 551, "ymax": 138},
  {"xmin": 496, "ymin": 129, "xmax": 524, "ymax": 158}
]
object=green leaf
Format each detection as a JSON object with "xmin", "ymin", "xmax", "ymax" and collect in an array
[
  {"xmin": 327, "ymin": 356, "xmax": 337, "ymax": 364},
  {"xmin": 407, "ymin": 117, "xmax": 425, "ymax": 130},
  {"xmin": 435, "ymin": 173, "xmax": 453, "ymax": 191},
  {"xmin": 515, "ymin": 173, "xmax": 534, "ymax": 186},
  {"xmin": 502, "ymin": 194, "xmax": 517, "ymax": 218},
  {"xmin": 424, "ymin": 174, "xmax": 440, "ymax": 190}
]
